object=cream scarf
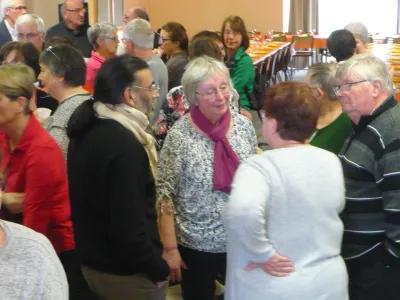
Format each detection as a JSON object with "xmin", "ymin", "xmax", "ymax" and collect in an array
[{"xmin": 94, "ymin": 102, "xmax": 158, "ymax": 177}]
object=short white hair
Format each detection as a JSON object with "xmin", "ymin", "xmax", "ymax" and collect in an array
[
  {"xmin": 15, "ymin": 14, "xmax": 45, "ymax": 34},
  {"xmin": 344, "ymin": 22, "xmax": 369, "ymax": 46},
  {"xmin": 87, "ymin": 22, "xmax": 117, "ymax": 48},
  {"xmin": 1, "ymin": 0, "xmax": 15, "ymax": 17},
  {"xmin": 336, "ymin": 53, "xmax": 394, "ymax": 94},
  {"xmin": 123, "ymin": 18, "xmax": 154, "ymax": 49},
  {"xmin": 182, "ymin": 55, "xmax": 234, "ymax": 106}
]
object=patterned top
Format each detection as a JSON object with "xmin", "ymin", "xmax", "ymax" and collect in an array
[
  {"xmin": 157, "ymin": 112, "xmax": 257, "ymax": 252},
  {"xmin": 46, "ymin": 94, "xmax": 92, "ymax": 159}
]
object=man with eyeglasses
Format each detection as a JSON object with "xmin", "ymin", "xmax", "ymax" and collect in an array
[
  {"xmin": 336, "ymin": 53, "xmax": 400, "ymax": 300},
  {"xmin": 0, "ymin": 0, "xmax": 27, "ymax": 48},
  {"xmin": 46, "ymin": 0, "xmax": 91, "ymax": 57},
  {"xmin": 123, "ymin": 18, "xmax": 168, "ymax": 126},
  {"xmin": 15, "ymin": 13, "xmax": 45, "ymax": 51}
]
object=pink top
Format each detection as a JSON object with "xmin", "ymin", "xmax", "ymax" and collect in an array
[{"xmin": 85, "ymin": 50, "xmax": 105, "ymax": 93}]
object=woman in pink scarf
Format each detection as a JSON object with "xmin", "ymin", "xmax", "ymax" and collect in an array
[{"xmin": 157, "ymin": 56, "xmax": 257, "ymax": 300}]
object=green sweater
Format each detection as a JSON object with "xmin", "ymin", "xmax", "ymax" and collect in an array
[
  {"xmin": 309, "ymin": 112, "xmax": 352, "ymax": 154},
  {"xmin": 229, "ymin": 47, "xmax": 255, "ymax": 110}
]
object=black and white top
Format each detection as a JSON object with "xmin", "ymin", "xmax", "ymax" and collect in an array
[
  {"xmin": 46, "ymin": 94, "xmax": 91, "ymax": 159},
  {"xmin": 157, "ymin": 112, "xmax": 257, "ymax": 252}
]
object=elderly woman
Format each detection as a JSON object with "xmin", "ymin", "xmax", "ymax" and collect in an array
[
  {"xmin": 85, "ymin": 22, "xmax": 119, "ymax": 93},
  {"xmin": 38, "ymin": 44, "xmax": 92, "ymax": 158},
  {"xmin": 225, "ymin": 81, "xmax": 348, "ymax": 300},
  {"xmin": 67, "ymin": 55, "xmax": 169, "ymax": 300},
  {"xmin": 305, "ymin": 63, "xmax": 352, "ymax": 154},
  {"xmin": 0, "ymin": 63, "xmax": 78, "ymax": 295},
  {"xmin": 155, "ymin": 35, "xmax": 232, "ymax": 148},
  {"xmin": 157, "ymin": 56, "xmax": 257, "ymax": 300},
  {"xmin": 160, "ymin": 22, "xmax": 189, "ymax": 90}
]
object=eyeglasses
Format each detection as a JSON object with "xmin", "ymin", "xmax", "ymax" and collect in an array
[
  {"xmin": 17, "ymin": 32, "xmax": 40, "ymax": 40},
  {"xmin": 11, "ymin": 5, "xmax": 27, "ymax": 10},
  {"xmin": 333, "ymin": 80, "xmax": 369, "ymax": 95},
  {"xmin": 132, "ymin": 83, "xmax": 160, "ymax": 93},
  {"xmin": 196, "ymin": 85, "xmax": 231, "ymax": 99},
  {"xmin": 65, "ymin": 7, "xmax": 86, "ymax": 13},
  {"xmin": 104, "ymin": 36, "xmax": 119, "ymax": 42},
  {"xmin": 223, "ymin": 29, "xmax": 240, "ymax": 37},
  {"xmin": 159, "ymin": 37, "xmax": 171, "ymax": 44}
]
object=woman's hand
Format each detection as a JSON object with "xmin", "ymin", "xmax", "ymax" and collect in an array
[
  {"xmin": 245, "ymin": 253, "xmax": 295, "ymax": 277},
  {"xmin": 162, "ymin": 248, "xmax": 187, "ymax": 283},
  {"xmin": 240, "ymin": 108, "xmax": 253, "ymax": 120}
]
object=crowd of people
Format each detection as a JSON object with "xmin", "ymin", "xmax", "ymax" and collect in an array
[{"xmin": 0, "ymin": 0, "xmax": 399, "ymax": 300}]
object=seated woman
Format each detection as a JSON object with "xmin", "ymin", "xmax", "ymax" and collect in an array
[
  {"xmin": 39, "ymin": 44, "xmax": 92, "ymax": 159},
  {"xmin": 0, "ymin": 63, "xmax": 77, "ymax": 293},
  {"xmin": 225, "ymin": 81, "xmax": 348, "ymax": 300},
  {"xmin": 67, "ymin": 55, "xmax": 169, "ymax": 300},
  {"xmin": 157, "ymin": 56, "xmax": 257, "ymax": 300},
  {"xmin": 305, "ymin": 63, "xmax": 352, "ymax": 154},
  {"xmin": 160, "ymin": 22, "xmax": 189, "ymax": 90},
  {"xmin": 221, "ymin": 16, "xmax": 255, "ymax": 114},
  {"xmin": 85, "ymin": 22, "xmax": 119, "ymax": 93}
]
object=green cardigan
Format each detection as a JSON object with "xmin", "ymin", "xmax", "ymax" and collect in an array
[{"xmin": 229, "ymin": 47, "xmax": 255, "ymax": 110}]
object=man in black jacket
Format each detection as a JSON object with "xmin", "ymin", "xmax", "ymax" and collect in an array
[
  {"xmin": 0, "ymin": 0, "xmax": 27, "ymax": 48},
  {"xmin": 45, "ymin": 0, "xmax": 91, "ymax": 57}
]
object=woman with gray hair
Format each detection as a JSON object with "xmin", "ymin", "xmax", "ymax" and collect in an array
[
  {"xmin": 305, "ymin": 63, "xmax": 352, "ymax": 154},
  {"xmin": 85, "ymin": 22, "xmax": 118, "ymax": 93},
  {"xmin": 157, "ymin": 56, "xmax": 257, "ymax": 300}
]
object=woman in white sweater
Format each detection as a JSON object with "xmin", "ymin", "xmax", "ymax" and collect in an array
[{"xmin": 225, "ymin": 81, "xmax": 348, "ymax": 300}]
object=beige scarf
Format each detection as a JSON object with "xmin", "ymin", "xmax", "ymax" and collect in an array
[{"xmin": 94, "ymin": 102, "xmax": 158, "ymax": 177}]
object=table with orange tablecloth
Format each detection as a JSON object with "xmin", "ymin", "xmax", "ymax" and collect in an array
[{"xmin": 286, "ymin": 35, "xmax": 327, "ymax": 49}]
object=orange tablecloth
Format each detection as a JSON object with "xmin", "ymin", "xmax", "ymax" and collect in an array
[
  {"xmin": 247, "ymin": 42, "xmax": 289, "ymax": 64},
  {"xmin": 286, "ymin": 35, "xmax": 327, "ymax": 49}
]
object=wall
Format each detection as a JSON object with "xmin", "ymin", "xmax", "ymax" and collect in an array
[
  {"xmin": 30, "ymin": 0, "xmax": 98, "ymax": 29},
  {"xmin": 30, "ymin": 0, "xmax": 283, "ymax": 36},
  {"xmin": 123, "ymin": 0, "xmax": 283, "ymax": 37}
]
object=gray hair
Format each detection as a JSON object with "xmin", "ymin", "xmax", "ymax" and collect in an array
[
  {"xmin": 336, "ymin": 53, "xmax": 394, "ymax": 94},
  {"xmin": 344, "ymin": 22, "xmax": 369, "ymax": 46},
  {"xmin": 305, "ymin": 63, "xmax": 338, "ymax": 100},
  {"xmin": 87, "ymin": 22, "xmax": 117, "ymax": 48},
  {"xmin": 15, "ymin": 14, "xmax": 45, "ymax": 34},
  {"xmin": 182, "ymin": 55, "xmax": 234, "ymax": 106},
  {"xmin": 1, "ymin": 0, "xmax": 15, "ymax": 17},
  {"xmin": 123, "ymin": 18, "xmax": 154, "ymax": 49}
]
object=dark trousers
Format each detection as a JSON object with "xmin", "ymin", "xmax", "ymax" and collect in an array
[
  {"xmin": 179, "ymin": 245, "xmax": 226, "ymax": 300},
  {"xmin": 346, "ymin": 246, "xmax": 400, "ymax": 300},
  {"xmin": 59, "ymin": 250, "xmax": 99, "ymax": 300}
]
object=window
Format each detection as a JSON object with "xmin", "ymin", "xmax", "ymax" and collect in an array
[{"xmin": 318, "ymin": 0, "xmax": 398, "ymax": 36}]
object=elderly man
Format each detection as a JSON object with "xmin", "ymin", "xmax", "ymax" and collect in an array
[
  {"xmin": 46, "ymin": 0, "xmax": 91, "ymax": 57},
  {"xmin": 123, "ymin": 18, "xmax": 168, "ymax": 125},
  {"xmin": 0, "ymin": 0, "xmax": 27, "ymax": 48},
  {"xmin": 344, "ymin": 22, "xmax": 369, "ymax": 54},
  {"xmin": 123, "ymin": 6, "xmax": 149, "ymax": 25},
  {"xmin": 16, "ymin": 14, "xmax": 45, "ymax": 51},
  {"xmin": 336, "ymin": 53, "xmax": 400, "ymax": 300}
]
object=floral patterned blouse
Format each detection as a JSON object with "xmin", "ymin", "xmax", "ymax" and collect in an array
[{"xmin": 157, "ymin": 112, "xmax": 257, "ymax": 253}]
